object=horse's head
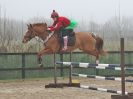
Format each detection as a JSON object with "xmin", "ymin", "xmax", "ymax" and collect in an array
[{"xmin": 22, "ymin": 23, "xmax": 47, "ymax": 43}]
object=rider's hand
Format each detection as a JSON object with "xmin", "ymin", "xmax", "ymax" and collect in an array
[
  {"xmin": 47, "ymin": 28, "xmax": 51, "ymax": 33},
  {"xmin": 47, "ymin": 28, "xmax": 51, "ymax": 30}
]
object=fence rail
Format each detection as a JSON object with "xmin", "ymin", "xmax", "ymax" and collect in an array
[{"xmin": 0, "ymin": 51, "xmax": 133, "ymax": 79}]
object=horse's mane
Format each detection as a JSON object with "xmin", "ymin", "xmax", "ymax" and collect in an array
[{"xmin": 32, "ymin": 23, "xmax": 47, "ymax": 27}]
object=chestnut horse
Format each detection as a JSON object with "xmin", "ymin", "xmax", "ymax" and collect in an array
[{"xmin": 22, "ymin": 23, "xmax": 106, "ymax": 66}]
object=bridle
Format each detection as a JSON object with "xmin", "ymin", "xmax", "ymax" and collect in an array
[
  {"xmin": 28, "ymin": 27, "xmax": 55, "ymax": 46},
  {"xmin": 24, "ymin": 28, "xmax": 36, "ymax": 41},
  {"xmin": 34, "ymin": 32, "xmax": 54, "ymax": 45}
]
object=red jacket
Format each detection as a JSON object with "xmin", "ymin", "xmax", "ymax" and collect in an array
[{"xmin": 49, "ymin": 16, "xmax": 70, "ymax": 31}]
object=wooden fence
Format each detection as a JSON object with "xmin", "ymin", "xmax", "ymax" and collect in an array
[{"xmin": 0, "ymin": 51, "xmax": 133, "ymax": 79}]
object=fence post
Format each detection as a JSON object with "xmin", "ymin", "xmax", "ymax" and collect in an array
[
  {"xmin": 69, "ymin": 52, "xmax": 72, "ymax": 84},
  {"xmin": 111, "ymin": 38, "xmax": 133, "ymax": 99},
  {"xmin": 120, "ymin": 38, "xmax": 125, "ymax": 96},
  {"xmin": 22, "ymin": 53, "xmax": 25, "ymax": 79},
  {"xmin": 53, "ymin": 53, "xmax": 57, "ymax": 85},
  {"xmin": 60, "ymin": 53, "xmax": 64, "ymax": 77}
]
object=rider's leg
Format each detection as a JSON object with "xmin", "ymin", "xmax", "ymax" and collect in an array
[{"xmin": 62, "ymin": 36, "xmax": 68, "ymax": 51}]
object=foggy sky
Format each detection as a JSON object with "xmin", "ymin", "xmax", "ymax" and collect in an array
[{"xmin": 0, "ymin": 0, "xmax": 133, "ymax": 23}]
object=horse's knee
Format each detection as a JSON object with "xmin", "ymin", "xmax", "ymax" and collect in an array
[{"xmin": 37, "ymin": 53, "xmax": 42, "ymax": 62}]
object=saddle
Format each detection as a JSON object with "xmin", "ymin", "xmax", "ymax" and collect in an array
[{"xmin": 59, "ymin": 28, "xmax": 76, "ymax": 46}]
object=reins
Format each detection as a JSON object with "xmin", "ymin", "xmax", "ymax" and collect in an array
[
  {"xmin": 27, "ymin": 24, "xmax": 56, "ymax": 47},
  {"xmin": 33, "ymin": 29, "xmax": 54, "ymax": 46},
  {"xmin": 43, "ymin": 32, "xmax": 54, "ymax": 44}
]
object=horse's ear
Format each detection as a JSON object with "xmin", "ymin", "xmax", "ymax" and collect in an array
[
  {"xmin": 30, "ymin": 24, "xmax": 32, "ymax": 28},
  {"xmin": 44, "ymin": 23, "xmax": 47, "ymax": 27},
  {"xmin": 27, "ymin": 24, "xmax": 32, "ymax": 28}
]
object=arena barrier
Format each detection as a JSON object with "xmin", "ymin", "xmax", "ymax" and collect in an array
[{"xmin": 45, "ymin": 38, "xmax": 133, "ymax": 99}]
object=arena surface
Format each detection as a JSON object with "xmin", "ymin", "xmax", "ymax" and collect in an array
[{"xmin": 0, "ymin": 77, "xmax": 132, "ymax": 99}]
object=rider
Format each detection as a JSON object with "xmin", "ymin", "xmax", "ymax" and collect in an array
[{"xmin": 47, "ymin": 10, "xmax": 77, "ymax": 51}]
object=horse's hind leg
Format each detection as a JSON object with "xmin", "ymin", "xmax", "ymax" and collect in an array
[
  {"xmin": 91, "ymin": 51, "xmax": 100, "ymax": 64},
  {"xmin": 95, "ymin": 55, "xmax": 99, "ymax": 64},
  {"xmin": 84, "ymin": 50, "xmax": 99, "ymax": 64}
]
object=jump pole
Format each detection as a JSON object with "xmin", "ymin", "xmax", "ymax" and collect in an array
[
  {"xmin": 45, "ymin": 53, "xmax": 63, "ymax": 88},
  {"xmin": 111, "ymin": 38, "xmax": 133, "ymax": 99}
]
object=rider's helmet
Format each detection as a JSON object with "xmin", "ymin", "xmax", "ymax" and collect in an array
[{"xmin": 51, "ymin": 10, "xmax": 59, "ymax": 18}]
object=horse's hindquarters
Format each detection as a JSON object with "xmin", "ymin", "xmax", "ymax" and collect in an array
[{"xmin": 95, "ymin": 36, "xmax": 106, "ymax": 56}]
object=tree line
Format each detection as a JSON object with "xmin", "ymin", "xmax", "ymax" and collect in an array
[{"xmin": 0, "ymin": 16, "xmax": 133, "ymax": 52}]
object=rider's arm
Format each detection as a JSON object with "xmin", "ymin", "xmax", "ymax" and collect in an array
[
  {"xmin": 48, "ymin": 21, "xmax": 57, "ymax": 28},
  {"xmin": 49, "ymin": 21, "xmax": 62, "ymax": 31}
]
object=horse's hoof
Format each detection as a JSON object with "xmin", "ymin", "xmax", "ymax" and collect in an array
[
  {"xmin": 96, "ymin": 60, "xmax": 99, "ymax": 64},
  {"xmin": 38, "ymin": 64, "xmax": 43, "ymax": 67}
]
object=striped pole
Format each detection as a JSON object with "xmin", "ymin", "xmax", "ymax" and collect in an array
[
  {"xmin": 56, "ymin": 61, "xmax": 120, "ymax": 67},
  {"xmin": 72, "ymin": 73, "xmax": 133, "ymax": 83},
  {"xmin": 56, "ymin": 61, "xmax": 133, "ymax": 71},
  {"xmin": 80, "ymin": 85, "xmax": 128, "ymax": 95},
  {"xmin": 80, "ymin": 66, "xmax": 133, "ymax": 71}
]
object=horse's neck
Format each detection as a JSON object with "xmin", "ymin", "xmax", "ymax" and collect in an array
[
  {"xmin": 37, "ymin": 32, "xmax": 48, "ymax": 41},
  {"xmin": 38, "ymin": 31, "xmax": 58, "ymax": 44},
  {"xmin": 33, "ymin": 25, "xmax": 47, "ymax": 41}
]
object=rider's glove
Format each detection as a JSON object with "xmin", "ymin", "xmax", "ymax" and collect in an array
[{"xmin": 47, "ymin": 28, "xmax": 51, "ymax": 33}]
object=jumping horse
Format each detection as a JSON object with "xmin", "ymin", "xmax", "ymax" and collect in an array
[{"xmin": 22, "ymin": 23, "xmax": 106, "ymax": 67}]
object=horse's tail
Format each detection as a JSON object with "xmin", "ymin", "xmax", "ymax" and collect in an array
[{"xmin": 95, "ymin": 36, "xmax": 107, "ymax": 56}]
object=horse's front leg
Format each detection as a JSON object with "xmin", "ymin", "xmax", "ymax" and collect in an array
[{"xmin": 37, "ymin": 48, "xmax": 52, "ymax": 67}]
